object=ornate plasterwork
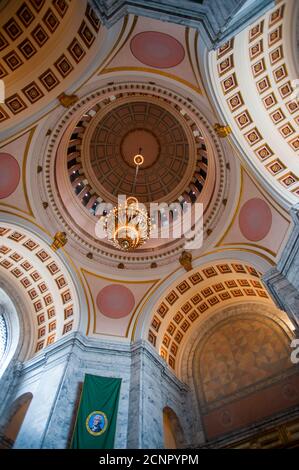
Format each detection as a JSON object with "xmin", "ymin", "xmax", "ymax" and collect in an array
[
  {"xmin": 39, "ymin": 80, "xmax": 231, "ymax": 268},
  {"xmin": 0, "ymin": 1, "xmax": 101, "ymax": 127},
  {"xmin": 0, "ymin": 224, "xmax": 79, "ymax": 354},
  {"xmin": 68, "ymin": 94, "xmax": 205, "ymax": 206},
  {"xmin": 208, "ymin": 0, "xmax": 299, "ymax": 206},
  {"xmin": 180, "ymin": 302, "xmax": 294, "ymax": 387},
  {"xmin": 146, "ymin": 260, "xmax": 276, "ymax": 372},
  {"xmin": 193, "ymin": 311, "xmax": 293, "ymax": 409},
  {"xmin": 177, "ymin": 301, "xmax": 296, "ymax": 438}
]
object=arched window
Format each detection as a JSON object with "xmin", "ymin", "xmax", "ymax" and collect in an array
[
  {"xmin": 0, "ymin": 393, "xmax": 33, "ymax": 449},
  {"xmin": 0, "ymin": 313, "xmax": 7, "ymax": 363},
  {"xmin": 0, "ymin": 288, "xmax": 21, "ymax": 376},
  {"xmin": 163, "ymin": 407, "xmax": 185, "ymax": 449}
]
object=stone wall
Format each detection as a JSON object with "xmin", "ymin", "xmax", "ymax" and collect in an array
[
  {"xmin": 90, "ymin": 0, "xmax": 273, "ymax": 47},
  {"xmin": 0, "ymin": 333, "xmax": 191, "ymax": 449},
  {"xmin": 127, "ymin": 341, "xmax": 190, "ymax": 448}
]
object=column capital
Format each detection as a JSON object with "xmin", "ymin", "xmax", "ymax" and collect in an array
[{"xmin": 91, "ymin": 0, "xmax": 273, "ymax": 48}]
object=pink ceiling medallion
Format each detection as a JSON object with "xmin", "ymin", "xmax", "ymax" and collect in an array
[
  {"xmin": 130, "ymin": 31, "xmax": 185, "ymax": 68},
  {"xmin": 0, "ymin": 153, "xmax": 21, "ymax": 199},
  {"xmin": 239, "ymin": 198, "xmax": 272, "ymax": 241}
]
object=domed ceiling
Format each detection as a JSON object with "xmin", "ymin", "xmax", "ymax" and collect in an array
[
  {"xmin": 66, "ymin": 92, "xmax": 209, "ymax": 209},
  {"xmin": 1, "ymin": 0, "xmax": 291, "ymax": 275},
  {"xmin": 87, "ymin": 100, "xmax": 190, "ymax": 203},
  {"xmin": 34, "ymin": 79, "xmax": 232, "ymax": 268},
  {"xmin": 0, "ymin": 0, "xmax": 122, "ymax": 134}
]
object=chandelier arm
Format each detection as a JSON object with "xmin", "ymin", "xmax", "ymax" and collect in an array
[
  {"xmin": 105, "ymin": 148, "xmax": 151, "ymax": 251},
  {"xmin": 133, "ymin": 164, "xmax": 139, "ymax": 189}
]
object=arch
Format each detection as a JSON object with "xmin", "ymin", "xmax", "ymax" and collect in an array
[
  {"xmin": 0, "ymin": 393, "xmax": 33, "ymax": 449},
  {"xmin": 0, "ymin": 215, "xmax": 88, "ymax": 358},
  {"xmin": 205, "ymin": 0, "xmax": 299, "ymax": 208},
  {"xmin": 163, "ymin": 407, "xmax": 185, "ymax": 449},
  {"xmin": 133, "ymin": 251, "xmax": 274, "ymax": 341},
  {"xmin": 32, "ymin": 75, "xmax": 234, "ymax": 271},
  {"xmin": 138, "ymin": 256, "xmax": 285, "ymax": 375},
  {"xmin": 0, "ymin": 284, "xmax": 25, "ymax": 374},
  {"xmin": 181, "ymin": 302, "xmax": 294, "ymax": 383},
  {"xmin": 181, "ymin": 304, "xmax": 299, "ymax": 441},
  {"xmin": 0, "ymin": 1, "xmax": 126, "ymax": 136},
  {"xmin": 194, "ymin": 312, "xmax": 293, "ymax": 405}
]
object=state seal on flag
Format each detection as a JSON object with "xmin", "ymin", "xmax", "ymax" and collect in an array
[{"xmin": 86, "ymin": 411, "xmax": 108, "ymax": 436}]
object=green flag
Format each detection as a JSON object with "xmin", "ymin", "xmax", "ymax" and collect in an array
[{"xmin": 71, "ymin": 374, "xmax": 122, "ymax": 449}]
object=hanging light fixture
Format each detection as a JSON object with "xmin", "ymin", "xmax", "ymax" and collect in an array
[{"xmin": 104, "ymin": 150, "xmax": 151, "ymax": 251}]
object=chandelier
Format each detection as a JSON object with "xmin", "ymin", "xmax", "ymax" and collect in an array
[{"xmin": 104, "ymin": 152, "xmax": 151, "ymax": 251}]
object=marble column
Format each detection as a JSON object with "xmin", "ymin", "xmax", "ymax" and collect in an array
[{"xmin": 263, "ymin": 203, "xmax": 299, "ymax": 327}]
